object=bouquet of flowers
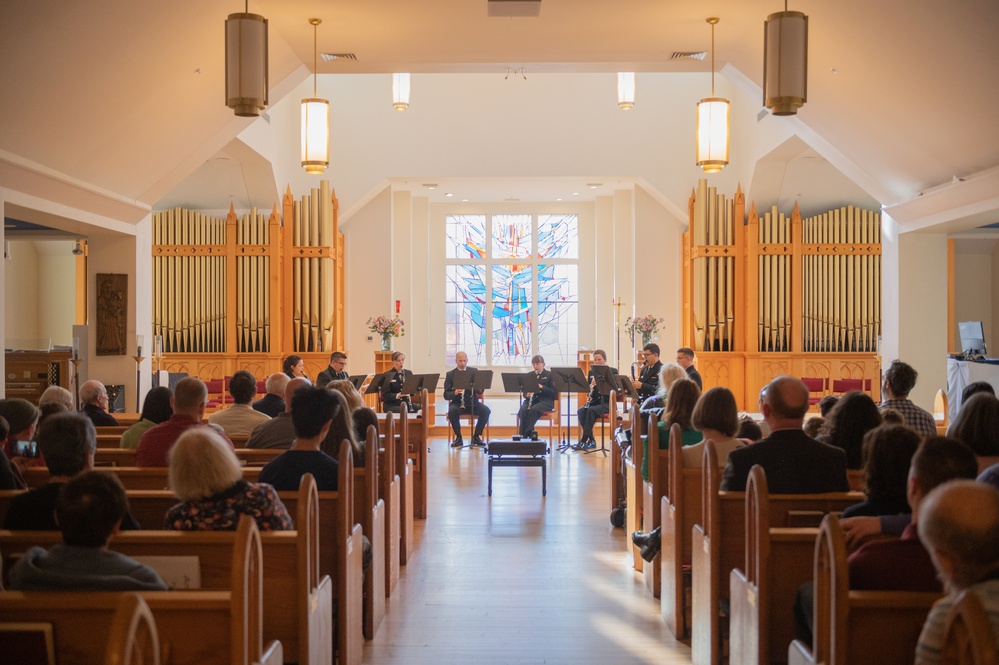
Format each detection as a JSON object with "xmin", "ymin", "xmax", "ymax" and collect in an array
[
  {"xmin": 367, "ymin": 316, "xmax": 405, "ymax": 338},
  {"xmin": 624, "ymin": 315, "xmax": 664, "ymax": 340}
]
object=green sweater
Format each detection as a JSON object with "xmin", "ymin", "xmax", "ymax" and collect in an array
[{"xmin": 641, "ymin": 422, "xmax": 703, "ymax": 482}]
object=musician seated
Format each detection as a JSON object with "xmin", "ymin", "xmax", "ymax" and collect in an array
[
  {"xmin": 574, "ymin": 349, "xmax": 617, "ymax": 450},
  {"xmin": 517, "ymin": 355, "xmax": 557, "ymax": 439},
  {"xmin": 444, "ymin": 351, "xmax": 490, "ymax": 448},
  {"xmin": 381, "ymin": 351, "xmax": 420, "ymax": 414},
  {"xmin": 633, "ymin": 343, "xmax": 663, "ymax": 408}
]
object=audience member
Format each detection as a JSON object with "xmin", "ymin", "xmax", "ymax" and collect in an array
[
  {"xmin": 946, "ymin": 392, "xmax": 999, "ymax": 472},
  {"xmin": 736, "ymin": 417, "xmax": 763, "ymax": 443},
  {"xmin": 841, "ymin": 424, "xmax": 921, "ymax": 518},
  {"xmin": 164, "ymin": 427, "xmax": 292, "ymax": 531},
  {"xmin": 253, "ymin": 372, "xmax": 289, "ymax": 418},
  {"xmin": 819, "ymin": 391, "xmax": 883, "ymax": 469},
  {"xmin": 328, "ymin": 379, "xmax": 378, "ymax": 450},
  {"xmin": 683, "ymin": 386, "xmax": 744, "ymax": 467},
  {"xmin": 8, "ymin": 471, "xmax": 167, "ymax": 591},
  {"xmin": 0, "ymin": 399, "xmax": 39, "ymax": 489},
  {"xmin": 321, "ymin": 389, "xmax": 364, "ymax": 467},
  {"xmin": 641, "ymin": 379, "xmax": 702, "ymax": 481},
  {"xmin": 37, "ymin": 401, "xmax": 69, "ymax": 426},
  {"xmin": 246, "ymin": 378, "xmax": 307, "ymax": 450},
  {"xmin": 880, "ymin": 408, "xmax": 905, "ymax": 425},
  {"xmin": 978, "ymin": 462, "xmax": 999, "ymax": 490},
  {"xmin": 0, "ymin": 416, "xmax": 25, "ymax": 490},
  {"xmin": 260, "ymin": 387, "xmax": 340, "ymax": 491},
  {"xmin": 208, "ymin": 370, "xmax": 271, "ymax": 437},
  {"xmin": 914, "ymin": 480, "xmax": 999, "ymax": 665},
  {"xmin": 79, "ymin": 380, "xmax": 120, "ymax": 426},
  {"xmin": 4, "ymin": 412, "xmax": 140, "ymax": 530},
  {"xmin": 641, "ymin": 362, "xmax": 685, "ymax": 414},
  {"xmin": 802, "ymin": 417, "xmax": 824, "ymax": 439},
  {"xmin": 39, "ymin": 386, "xmax": 74, "ymax": 411},
  {"xmin": 119, "ymin": 386, "xmax": 173, "ymax": 449},
  {"xmin": 282, "ymin": 355, "xmax": 307, "ymax": 380},
  {"xmin": 675, "ymin": 347, "xmax": 702, "ymax": 389},
  {"xmin": 136, "ymin": 377, "xmax": 233, "ymax": 467},
  {"xmin": 878, "ymin": 360, "xmax": 936, "ymax": 438},
  {"xmin": 720, "ymin": 376, "xmax": 848, "ymax": 493},
  {"xmin": 961, "ymin": 380, "xmax": 995, "ymax": 404},
  {"xmin": 817, "ymin": 394, "xmax": 839, "ymax": 417},
  {"xmin": 316, "ymin": 351, "xmax": 349, "ymax": 387}
]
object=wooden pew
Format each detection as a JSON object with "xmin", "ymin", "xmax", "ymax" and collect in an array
[
  {"xmin": 406, "ymin": 391, "xmax": 429, "ymax": 520},
  {"xmin": 97, "ymin": 431, "xmax": 250, "ymax": 449},
  {"xmin": 396, "ymin": 409, "xmax": 416, "ymax": 564},
  {"xmin": 103, "ymin": 592, "xmax": 161, "ymax": 665},
  {"xmin": 378, "ymin": 420, "xmax": 401, "ymax": 596},
  {"xmin": 660, "ymin": 425, "xmax": 704, "ymax": 638},
  {"xmin": 730, "ymin": 465, "xmax": 819, "ymax": 665},
  {"xmin": 354, "ymin": 426, "xmax": 386, "ymax": 639},
  {"xmin": 643, "ymin": 414, "xmax": 670, "ymax": 597},
  {"xmin": 691, "ymin": 442, "xmax": 863, "ymax": 665},
  {"xmin": 0, "ymin": 516, "xmax": 282, "ymax": 665},
  {"xmin": 22, "ymin": 466, "xmax": 261, "ymax": 491},
  {"xmin": 788, "ymin": 514, "xmax": 941, "ymax": 665},
  {"xmin": 625, "ymin": 405, "xmax": 645, "ymax": 571},
  {"xmin": 95, "ymin": 447, "xmax": 283, "ymax": 467},
  {"xmin": 941, "ymin": 590, "xmax": 999, "ymax": 665}
]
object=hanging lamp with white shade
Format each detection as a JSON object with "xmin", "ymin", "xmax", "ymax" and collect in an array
[
  {"xmin": 617, "ymin": 72, "xmax": 635, "ymax": 110},
  {"xmin": 301, "ymin": 18, "xmax": 329, "ymax": 174},
  {"xmin": 763, "ymin": 1, "xmax": 808, "ymax": 116},
  {"xmin": 393, "ymin": 73, "xmax": 411, "ymax": 111},
  {"xmin": 224, "ymin": 1, "xmax": 268, "ymax": 117},
  {"xmin": 695, "ymin": 17, "xmax": 730, "ymax": 173}
]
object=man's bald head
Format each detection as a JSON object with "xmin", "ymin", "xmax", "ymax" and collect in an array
[
  {"xmin": 265, "ymin": 372, "xmax": 290, "ymax": 397},
  {"xmin": 919, "ymin": 480, "xmax": 999, "ymax": 590},
  {"xmin": 762, "ymin": 376, "xmax": 810, "ymax": 425},
  {"xmin": 455, "ymin": 352, "xmax": 468, "ymax": 369},
  {"xmin": 284, "ymin": 377, "xmax": 311, "ymax": 412}
]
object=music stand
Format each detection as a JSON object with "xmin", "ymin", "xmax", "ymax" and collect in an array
[
  {"xmin": 549, "ymin": 366, "xmax": 589, "ymax": 452},
  {"xmin": 348, "ymin": 374, "xmax": 368, "ymax": 391},
  {"xmin": 501, "ymin": 372, "xmax": 541, "ymax": 438},
  {"xmin": 364, "ymin": 373, "xmax": 387, "ymax": 395},
  {"xmin": 584, "ymin": 365, "xmax": 618, "ymax": 456},
  {"xmin": 615, "ymin": 374, "xmax": 641, "ymax": 403},
  {"xmin": 400, "ymin": 373, "xmax": 439, "ymax": 413}
]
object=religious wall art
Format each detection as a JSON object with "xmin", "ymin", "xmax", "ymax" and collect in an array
[{"xmin": 96, "ymin": 273, "xmax": 127, "ymax": 356}]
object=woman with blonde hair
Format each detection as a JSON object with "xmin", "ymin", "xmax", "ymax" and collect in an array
[
  {"xmin": 328, "ymin": 380, "xmax": 379, "ymax": 451},
  {"xmin": 164, "ymin": 427, "xmax": 292, "ymax": 531},
  {"xmin": 640, "ymin": 362, "xmax": 687, "ymax": 414}
]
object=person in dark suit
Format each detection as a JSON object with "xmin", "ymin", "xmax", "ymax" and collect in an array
[
  {"xmin": 381, "ymin": 351, "xmax": 420, "ymax": 414},
  {"xmin": 632, "ymin": 343, "xmax": 663, "ymax": 400},
  {"xmin": 720, "ymin": 375, "xmax": 849, "ymax": 493},
  {"xmin": 316, "ymin": 351, "xmax": 349, "ymax": 388},
  {"xmin": 518, "ymin": 355, "xmax": 557, "ymax": 438},
  {"xmin": 676, "ymin": 347, "xmax": 703, "ymax": 389},
  {"xmin": 575, "ymin": 349, "xmax": 618, "ymax": 450},
  {"xmin": 443, "ymin": 351, "xmax": 491, "ymax": 448}
]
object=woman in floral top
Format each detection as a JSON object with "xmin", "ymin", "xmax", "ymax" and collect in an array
[{"xmin": 164, "ymin": 428, "xmax": 293, "ymax": 531}]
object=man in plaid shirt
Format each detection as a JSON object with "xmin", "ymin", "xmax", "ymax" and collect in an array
[{"xmin": 878, "ymin": 360, "xmax": 937, "ymax": 439}]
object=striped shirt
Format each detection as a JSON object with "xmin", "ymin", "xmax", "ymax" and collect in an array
[
  {"xmin": 879, "ymin": 399, "xmax": 937, "ymax": 439},
  {"xmin": 915, "ymin": 578, "xmax": 999, "ymax": 665}
]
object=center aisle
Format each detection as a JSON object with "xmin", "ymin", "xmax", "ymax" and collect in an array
[{"xmin": 362, "ymin": 437, "xmax": 692, "ymax": 664}]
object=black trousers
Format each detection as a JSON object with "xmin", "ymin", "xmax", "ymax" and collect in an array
[{"xmin": 448, "ymin": 401, "xmax": 491, "ymax": 437}]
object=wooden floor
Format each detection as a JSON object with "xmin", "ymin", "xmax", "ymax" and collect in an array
[{"xmin": 362, "ymin": 436, "xmax": 692, "ymax": 664}]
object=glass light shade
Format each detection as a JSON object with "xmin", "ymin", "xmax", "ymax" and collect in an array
[
  {"xmin": 393, "ymin": 73, "xmax": 411, "ymax": 111},
  {"xmin": 696, "ymin": 97, "xmax": 730, "ymax": 173},
  {"xmin": 763, "ymin": 10, "xmax": 808, "ymax": 116},
  {"xmin": 301, "ymin": 98, "xmax": 330, "ymax": 174},
  {"xmin": 617, "ymin": 72, "xmax": 635, "ymax": 110},
  {"xmin": 225, "ymin": 12, "xmax": 268, "ymax": 117}
]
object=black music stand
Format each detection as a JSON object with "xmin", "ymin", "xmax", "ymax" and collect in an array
[
  {"xmin": 364, "ymin": 373, "xmax": 387, "ymax": 395},
  {"xmin": 583, "ymin": 365, "xmax": 618, "ymax": 456},
  {"xmin": 400, "ymin": 373, "xmax": 439, "ymax": 413},
  {"xmin": 348, "ymin": 374, "xmax": 368, "ymax": 391},
  {"xmin": 549, "ymin": 366, "xmax": 589, "ymax": 452},
  {"xmin": 450, "ymin": 369, "xmax": 494, "ymax": 448},
  {"xmin": 615, "ymin": 374, "xmax": 641, "ymax": 402},
  {"xmin": 501, "ymin": 372, "xmax": 541, "ymax": 439}
]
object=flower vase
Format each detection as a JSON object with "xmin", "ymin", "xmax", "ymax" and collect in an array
[
  {"xmin": 380, "ymin": 333, "xmax": 392, "ymax": 351},
  {"xmin": 642, "ymin": 333, "xmax": 652, "ymax": 347}
]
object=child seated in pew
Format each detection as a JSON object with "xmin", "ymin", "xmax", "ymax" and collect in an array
[
  {"xmin": 8, "ymin": 471, "xmax": 168, "ymax": 591},
  {"xmin": 164, "ymin": 428, "xmax": 293, "ymax": 531},
  {"xmin": 4, "ymin": 413, "xmax": 142, "ymax": 530}
]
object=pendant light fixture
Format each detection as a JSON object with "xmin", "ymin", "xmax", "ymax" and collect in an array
[
  {"xmin": 301, "ymin": 18, "xmax": 330, "ymax": 174},
  {"xmin": 617, "ymin": 72, "xmax": 636, "ymax": 110},
  {"xmin": 695, "ymin": 17, "xmax": 730, "ymax": 173},
  {"xmin": 393, "ymin": 73, "xmax": 411, "ymax": 111},
  {"xmin": 225, "ymin": 1, "xmax": 268, "ymax": 117},
  {"xmin": 763, "ymin": 2, "xmax": 808, "ymax": 116}
]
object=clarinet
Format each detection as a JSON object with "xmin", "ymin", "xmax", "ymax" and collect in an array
[{"xmin": 586, "ymin": 373, "xmax": 600, "ymax": 406}]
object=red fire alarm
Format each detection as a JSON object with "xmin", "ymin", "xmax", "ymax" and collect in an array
[{"xmin": 395, "ymin": 300, "xmax": 401, "ymax": 314}]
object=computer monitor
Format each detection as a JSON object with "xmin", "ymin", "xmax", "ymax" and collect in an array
[{"xmin": 959, "ymin": 321, "xmax": 987, "ymax": 356}]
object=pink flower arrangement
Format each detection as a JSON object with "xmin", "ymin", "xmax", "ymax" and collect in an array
[
  {"xmin": 624, "ymin": 315, "xmax": 664, "ymax": 338},
  {"xmin": 367, "ymin": 316, "xmax": 405, "ymax": 337}
]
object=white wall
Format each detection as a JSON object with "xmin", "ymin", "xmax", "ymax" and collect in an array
[
  {"xmin": 4, "ymin": 240, "xmax": 40, "ymax": 343},
  {"xmin": 954, "ymin": 251, "xmax": 993, "ymax": 352}
]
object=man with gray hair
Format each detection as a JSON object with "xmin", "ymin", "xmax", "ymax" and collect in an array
[
  {"xmin": 253, "ymin": 372, "xmax": 289, "ymax": 418},
  {"xmin": 915, "ymin": 480, "xmax": 999, "ymax": 665},
  {"xmin": 246, "ymin": 377, "xmax": 309, "ymax": 450},
  {"xmin": 79, "ymin": 379, "xmax": 119, "ymax": 426},
  {"xmin": 3, "ymin": 412, "xmax": 140, "ymax": 530},
  {"xmin": 136, "ymin": 377, "xmax": 232, "ymax": 466}
]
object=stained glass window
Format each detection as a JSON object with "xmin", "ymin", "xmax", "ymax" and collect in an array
[{"xmin": 445, "ymin": 213, "xmax": 578, "ymax": 367}]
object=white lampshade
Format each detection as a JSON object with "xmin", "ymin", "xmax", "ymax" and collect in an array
[
  {"xmin": 225, "ymin": 11, "xmax": 268, "ymax": 117},
  {"xmin": 696, "ymin": 97, "xmax": 730, "ymax": 173},
  {"xmin": 393, "ymin": 73, "xmax": 411, "ymax": 111},
  {"xmin": 617, "ymin": 72, "xmax": 635, "ymax": 110},
  {"xmin": 301, "ymin": 98, "xmax": 330, "ymax": 174},
  {"xmin": 763, "ymin": 9, "xmax": 808, "ymax": 116}
]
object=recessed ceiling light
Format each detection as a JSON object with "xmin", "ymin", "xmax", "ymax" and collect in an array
[
  {"xmin": 587, "ymin": 183, "xmax": 601, "ymax": 189},
  {"xmin": 461, "ymin": 198, "xmax": 469, "ymax": 202},
  {"xmin": 445, "ymin": 192, "xmax": 454, "ymax": 197},
  {"xmin": 423, "ymin": 183, "xmax": 437, "ymax": 190},
  {"xmin": 572, "ymin": 192, "xmax": 580, "ymax": 196},
  {"xmin": 555, "ymin": 198, "xmax": 563, "ymax": 201}
]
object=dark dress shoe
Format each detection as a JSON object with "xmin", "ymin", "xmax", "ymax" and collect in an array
[
  {"xmin": 451, "ymin": 437, "xmax": 464, "ymax": 448},
  {"xmin": 632, "ymin": 526, "xmax": 661, "ymax": 548},
  {"xmin": 472, "ymin": 435, "xmax": 485, "ymax": 447},
  {"xmin": 640, "ymin": 535, "xmax": 661, "ymax": 562}
]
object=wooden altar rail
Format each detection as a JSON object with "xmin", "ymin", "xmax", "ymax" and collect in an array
[{"xmin": 152, "ymin": 180, "xmax": 345, "ymax": 361}]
